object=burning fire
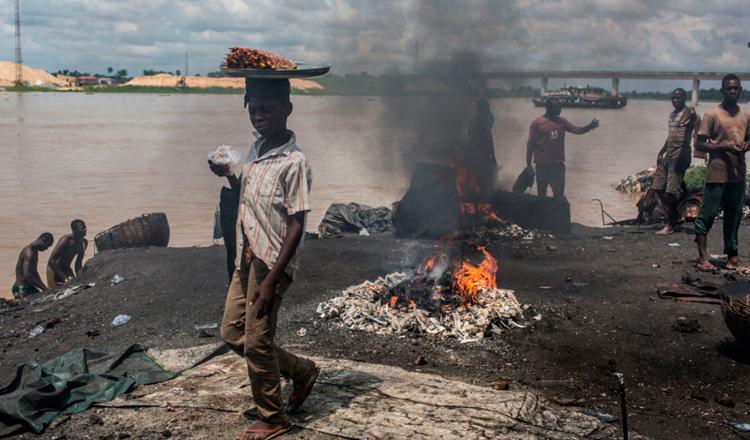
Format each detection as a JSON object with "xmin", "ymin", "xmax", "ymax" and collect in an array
[
  {"xmin": 460, "ymin": 203, "xmax": 500, "ymax": 223},
  {"xmin": 453, "ymin": 161, "xmax": 480, "ymax": 198},
  {"xmin": 452, "ymin": 246, "xmax": 498, "ymax": 303}
]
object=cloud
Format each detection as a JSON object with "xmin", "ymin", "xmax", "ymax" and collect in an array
[{"xmin": 0, "ymin": 0, "xmax": 748, "ymax": 76}]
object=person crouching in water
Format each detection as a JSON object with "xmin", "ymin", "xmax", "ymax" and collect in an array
[
  {"xmin": 694, "ymin": 74, "xmax": 750, "ymax": 271},
  {"xmin": 652, "ymin": 88, "xmax": 698, "ymax": 235},
  {"xmin": 209, "ymin": 78, "xmax": 319, "ymax": 440}
]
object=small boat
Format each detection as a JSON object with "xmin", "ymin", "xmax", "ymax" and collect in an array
[
  {"xmin": 95, "ymin": 212, "xmax": 170, "ymax": 252},
  {"xmin": 533, "ymin": 86, "xmax": 627, "ymax": 109}
]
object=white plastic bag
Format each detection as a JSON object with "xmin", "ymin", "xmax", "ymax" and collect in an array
[{"xmin": 208, "ymin": 145, "xmax": 242, "ymax": 176}]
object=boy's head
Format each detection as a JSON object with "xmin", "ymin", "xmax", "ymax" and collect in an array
[
  {"xmin": 671, "ymin": 88, "xmax": 686, "ymax": 109},
  {"xmin": 244, "ymin": 79, "xmax": 293, "ymax": 137},
  {"xmin": 721, "ymin": 73, "xmax": 742, "ymax": 104},
  {"xmin": 545, "ymin": 99, "xmax": 562, "ymax": 118},
  {"xmin": 35, "ymin": 232, "xmax": 53, "ymax": 250},
  {"xmin": 71, "ymin": 219, "xmax": 87, "ymax": 238}
]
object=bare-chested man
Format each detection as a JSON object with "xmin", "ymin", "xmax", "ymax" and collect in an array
[
  {"xmin": 47, "ymin": 219, "xmax": 88, "ymax": 287},
  {"xmin": 12, "ymin": 233, "xmax": 54, "ymax": 297}
]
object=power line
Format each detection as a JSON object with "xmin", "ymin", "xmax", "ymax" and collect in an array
[{"xmin": 14, "ymin": 0, "xmax": 23, "ymax": 86}]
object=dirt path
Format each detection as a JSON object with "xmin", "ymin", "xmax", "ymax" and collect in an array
[{"xmin": 2, "ymin": 225, "xmax": 749, "ymax": 439}]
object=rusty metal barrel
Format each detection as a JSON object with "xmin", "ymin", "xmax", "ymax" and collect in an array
[{"xmin": 94, "ymin": 212, "xmax": 170, "ymax": 252}]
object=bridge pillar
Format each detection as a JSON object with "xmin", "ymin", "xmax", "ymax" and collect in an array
[
  {"xmin": 540, "ymin": 77, "xmax": 548, "ymax": 95},
  {"xmin": 611, "ymin": 77, "xmax": 620, "ymax": 96},
  {"xmin": 692, "ymin": 78, "xmax": 700, "ymax": 107}
]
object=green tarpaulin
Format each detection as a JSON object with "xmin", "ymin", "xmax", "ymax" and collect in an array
[{"xmin": 0, "ymin": 344, "xmax": 176, "ymax": 437}]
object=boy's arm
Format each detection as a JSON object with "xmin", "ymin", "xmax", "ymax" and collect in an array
[
  {"xmin": 564, "ymin": 118, "xmax": 599, "ymax": 135},
  {"xmin": 254, "ymin": 212, "xmax": 305, "ymax": 319},
  {"xmin": 74, "ymin": 239, "xmax": 88, "ymax": 276},
  {"xmin": 526, "ymin": 122, "xmax": 536, "ymax": 166}
]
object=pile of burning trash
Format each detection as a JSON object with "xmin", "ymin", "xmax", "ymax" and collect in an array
[{"xmin": 317, "ymin": 247, "xmax": 537, "ymax": 343}]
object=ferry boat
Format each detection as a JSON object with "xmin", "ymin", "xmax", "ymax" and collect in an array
[{"xmin": 533, "ymin": 86, "xmax": 627, "ymax": 109}]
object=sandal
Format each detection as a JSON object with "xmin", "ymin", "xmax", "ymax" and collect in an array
[
  {"xmin": 234, "ymin": 421, "xmax": 291, "ymax": 440},
  {"xmin": 287, "ymin": 366, "xmax": 320, "ymax": 413}
]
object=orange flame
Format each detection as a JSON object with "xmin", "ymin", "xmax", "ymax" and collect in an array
[
  {"xmin": 460, "ymin": 203, "xmax": 501, "ymax": 223},
  {"xmin": 418, "ymin": 255, "xmax": 439, "ymax": 274},
  {"xmin": 452, "ymin": 246, "xmax": 498, "ymax": 303},
  {"xmin": 453, "ymin": 161, "xmax": 480, "ymax": 198}
]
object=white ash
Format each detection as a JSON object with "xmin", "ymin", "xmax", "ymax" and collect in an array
[{"xmin": 317, "ymin": 273, "xmax": 534, "ymax": 343}]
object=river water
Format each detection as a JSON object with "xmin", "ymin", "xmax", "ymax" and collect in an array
[{"xmin": 0, "ymin": 92, "xmax": 718, "ymax": 298}]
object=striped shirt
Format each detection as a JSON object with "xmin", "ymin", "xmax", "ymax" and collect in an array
[
  {"xmin": 234, "ymin": 131, "xmax": 312, "ymax": 278},
  {"xmin": 665, "ymin": 107, "xmax": 696, "ymax": 160}
]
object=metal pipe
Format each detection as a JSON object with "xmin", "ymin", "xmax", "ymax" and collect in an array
[{"xmin": 614, "ymin": 372, "xmax": 629, "ymax": 440}]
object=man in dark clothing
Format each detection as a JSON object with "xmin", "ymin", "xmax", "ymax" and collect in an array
[
  {"xmin": 526, "ymin": 100, "xmax": 599, "ymax": 198},
  {"xmin": 652, "ymin": 88, "xmax": 699, "ymax": 235},
  {"xmin": 694, "ymin": 74, "xmax": 750, "ymax": 271}
]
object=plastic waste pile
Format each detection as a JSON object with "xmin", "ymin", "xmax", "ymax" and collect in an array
[{"xmin": 616, "ymin": 167, "xmax": 655, "ymax": 194}]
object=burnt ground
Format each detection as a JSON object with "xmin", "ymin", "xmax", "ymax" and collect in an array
[{"xmin": 1, "ymin": 225, "xmax": 750, "ymax": 439}]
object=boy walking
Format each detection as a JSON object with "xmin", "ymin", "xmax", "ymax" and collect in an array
[
  {"xmin": 210, "ymin": 78, "xmax": 318, "ymax": 440},
  {"xmin": 694, "ymin": 74, "xmax": 750, "ymax": 271}
]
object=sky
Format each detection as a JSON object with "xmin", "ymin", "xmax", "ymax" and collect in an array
[{"xmin": 1, "ymin": 0, "xmax": 749, "ymax": 90}]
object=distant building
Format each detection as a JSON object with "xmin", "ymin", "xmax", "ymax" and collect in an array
[{"xmin": 76, "ymin": 76, "xmax": 99, "ymax": 86}]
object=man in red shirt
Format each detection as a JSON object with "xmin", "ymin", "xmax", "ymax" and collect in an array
[{"xmin": 526, "ymin": 100, "xmax": 599, "ymax": 197}]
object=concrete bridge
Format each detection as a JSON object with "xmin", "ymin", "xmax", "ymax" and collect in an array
[{"xmin": 482, "ymin": 71, "xmax": 750, "ymax": 106}]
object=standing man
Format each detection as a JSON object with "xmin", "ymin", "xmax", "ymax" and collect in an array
[
  {"xmin": 210, "ymin": 78, "xmax": 318, "ymax": 440},
  {"xmin": 694, "ymin": 74, "xmax": 750, "ymax": 271},
  {"xmin": 12, "ymin": 233, "xmax": 54, "ymax": 297},
  {"xmin": 47, "ymin": 219, "xmax": 88, "ymax": 287},
  {"xmin": 526, "ymin": 100, "xmax": 599, "ymax": 198},
  {"xmin": 652, "ymin": 88, "xmax": 699, "ymax": 235}
]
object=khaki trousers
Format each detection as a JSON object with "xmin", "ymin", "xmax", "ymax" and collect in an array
[{"xmin": 221, "ymin": 256, "xmax": 315, "ymax": 424}]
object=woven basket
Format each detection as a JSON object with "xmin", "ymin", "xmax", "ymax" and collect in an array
[
  {"xmin": 95, "ymin": 212, "xmax": 170, "ymax": 252},
  {"xmin": 720, "ymin": 290, "xmax": 750, "ymax": 347}
]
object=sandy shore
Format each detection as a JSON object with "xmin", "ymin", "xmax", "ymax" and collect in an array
[{"xmin": 1, "ymin": 226, "xmax": 749, "ymax": 439}]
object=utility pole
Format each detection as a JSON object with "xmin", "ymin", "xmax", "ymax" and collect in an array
[
  {"xmin": 184, "ymin": 51, "xmax": 189, "ymax": 77},
  {"xmin": 14, "ymin": 0, "xmax": 23, "ymax": 86}
]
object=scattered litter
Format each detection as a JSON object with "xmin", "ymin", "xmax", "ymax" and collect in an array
[
  {"xmin": 197, "ymin": 330, "xmax": 213, "ymax": 338},
  {"xmin": 491, "ymin": 379, "xmax": 510, "ymax": 390},
  {"xmin": 710, "ymin": 254, "xmax": 726, "ymax": 260},
  {"xmin": 414, "ymin": 355, "xmax": 427, "ymax": 366},
  {"xmin": 28, "ymin": 325, "xmax": 45, "ymax": 338},
  {"xmin": 602, "ymin": 236, "xmax": 615, "ymax": 241},
  {"xmin": 194, "ymin": 323, "xmax": 218, "ymax": 331},
  {"xmin": 358, "ymin": 228, "xmax": 370, "ymax": 236},
  {"xmin": 667, "ymin": 243, "xmax": 681, "ymax": 248},
  {"xmin": 112, "ymin": 314, "xmax": 131, "ymax": 327},
  {"xmin": 546, "ymin": 245, "xmax": 559, "ymax": 252},
  {"xmin": 539, "ymin": 286, "xmax": 553, "ymax": 290},
  {"xmin": 564, "ymin": 276, "xmax": 573, "ymax": 282},
  {"xmin": 716, "ymin": 393, "xmax": 736, "ymax": 408},
  {"xmin": 652, "ymin": 263, "xmax": 660, "ymax": 268},
  {"xmin": 730, "ymin": 422, "xmax": 750, "ymax": 432},
  {"xmin": 86, "ymin": 330, "xmax": 101, "ymax": 338},
  {"xmin": 296, "ymin": 327, "xmax": 307, "ymax": 337},
  {"xmin": 585, "ymin": 410, "xmax": 618, "ymax": 423},
  {"xmin": 572, "ymin": 282, "xmax": 588, "ymax": 287},
  {"xmin": 672, "ymin": 316, "xmax": 700, "ymax": 333},
  {"xmin": 111, "ymin": 274, "xmax": 125, "ymax": 285},
  {"xmin": 53, "ymin": 282, "xmax": 97, "ymax": 301}
]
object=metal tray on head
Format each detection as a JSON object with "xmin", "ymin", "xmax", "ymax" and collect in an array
[{"xmin": 220, "ymin": 62, "xmax": 330, "ymax": 79}]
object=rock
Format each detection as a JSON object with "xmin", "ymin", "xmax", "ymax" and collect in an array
[
  {"xmin": 550, "ymin": 396, "xmax": 586, "ymax": 407},
  {"xmin": 716, "ymin": 393, "xmax": 736, "ymax": 408},
  {"xmin": 672, "ymin": 317, "xmax": 700, "ymax": 333},
  {"xmin": 89, "ymin": 414, "xmax": 105, "ymax": 425},
  {"xmin": 117, "ymin": 433, "xmax": 131, "ymax": 439},
  {"xmin": 161, "ymin": 430, "xmax": 173, "ymax": 438},
  {"xmin": 546, "ymin": 245, "xmax": 559, "ymax": 252},
  {"xmin": 491, "ymin": 379, "xmax": 510, "ymax": 390},
  {"xmin": 414, "ymin": 355, "xmax": 427, "ymax": 366},
  {"xmin": 197, "ymin": 330, "xmax": 214, "ymax": 338}
]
